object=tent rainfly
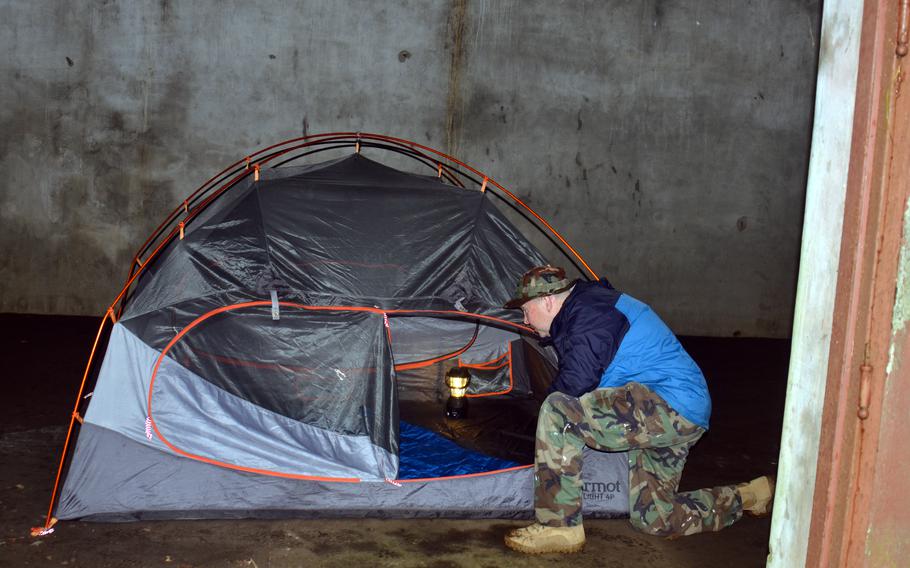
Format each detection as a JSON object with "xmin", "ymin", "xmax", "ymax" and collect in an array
[{"xmin": 40, "ymin": 133, "xmax": 628, "ymax": 527}]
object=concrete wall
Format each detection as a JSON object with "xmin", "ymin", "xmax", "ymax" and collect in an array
[{"xmin": 0, "ymin": 1, "xmax": 820, "ymax": 337}]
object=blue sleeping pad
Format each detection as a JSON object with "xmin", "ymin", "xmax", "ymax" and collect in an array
[{"xmin": 397, "ymin": 421, "xmax": 522, "ymax": 479}]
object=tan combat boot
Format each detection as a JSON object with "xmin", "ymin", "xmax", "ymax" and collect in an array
[
  {"xmin": 504, "ymin": 522, "xmax": 585, "ymax": 554},
  {"xmin": 737, "ymin": 475, "xmax": 775, "ymax": 516}
]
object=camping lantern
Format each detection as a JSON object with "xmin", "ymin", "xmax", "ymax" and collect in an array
[
  {"xmin": 445, "ymin": 367, "xmax": 471, "ymax": 398},
  {"xmin": 445, "ymin": 367, "xmax": 471, "ymax": 419}
]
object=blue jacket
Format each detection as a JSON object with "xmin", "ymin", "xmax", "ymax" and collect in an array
[{"xmin": 546, "ymin": 279, "xmax": 711, "ymax": 429}]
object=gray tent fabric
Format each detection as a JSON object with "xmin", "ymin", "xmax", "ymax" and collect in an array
[
  {"xmin": 58, "ymin": 424, "xmax": 627, "ymax": 521},
  {"xmin": 122, "ymin": 155, "xmax": 545, "ymax": 322},
  {"xmin": 84, "ymin": 323, "xmax": 396, "ymax": 480},
  {"xmin": 56, "ymin": 153, "xmax": 630, "ymax": 520}
]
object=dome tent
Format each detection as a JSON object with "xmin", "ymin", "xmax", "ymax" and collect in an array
[{"xmin": 41, "ymin": 133, "xmax": 628, "ymax": 526}]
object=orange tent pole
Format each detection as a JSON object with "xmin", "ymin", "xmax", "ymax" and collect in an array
[
  {"xmin": 121, "ymin": 132, "xmax": 598, "ymax": 312},
  {"xmin": 38, "ymin": 310, "xmax": 112, "ymax": 532}
]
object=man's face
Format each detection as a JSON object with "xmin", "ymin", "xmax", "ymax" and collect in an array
[{"xmin": 521, "ymin": 296, "xmax": 557, "ymax": 337}]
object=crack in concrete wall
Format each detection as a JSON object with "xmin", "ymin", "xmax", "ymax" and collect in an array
[{"xmin": 444, "ymin": 0, "xmax": 469, "ymax": 159}]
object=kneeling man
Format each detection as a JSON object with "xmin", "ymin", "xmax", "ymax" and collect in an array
[{"xmin": 503, "ymin": 266, "xmax": 773, "ymax": 554}]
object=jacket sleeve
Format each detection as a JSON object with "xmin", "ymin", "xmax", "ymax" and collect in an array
[{"xmin": 549, "ymin": 304, "xmax": 627, "ymax": 397}]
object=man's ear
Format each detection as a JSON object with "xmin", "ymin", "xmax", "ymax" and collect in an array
[{"xmin": 543, "ymin": 294, "xmax": 556, "ymax": 313}]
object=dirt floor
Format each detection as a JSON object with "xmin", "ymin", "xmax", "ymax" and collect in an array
[{"xmin": 0, "ymin": 313, "xmax": 788, "ymax": 567}]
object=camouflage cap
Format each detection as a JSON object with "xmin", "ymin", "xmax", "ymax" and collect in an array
[{"xmin": 504, "ymin": 265, "xmax": 576, "ymax": 309}]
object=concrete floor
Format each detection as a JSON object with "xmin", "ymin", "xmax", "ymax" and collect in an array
[{"xmin": 0, "ymin": 314, "xmax": 787, "ymax": 567}]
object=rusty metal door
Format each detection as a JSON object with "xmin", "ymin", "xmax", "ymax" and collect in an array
[{"xmin": 807, "ymin": 0, "xmax": 910, "ymax": 565}]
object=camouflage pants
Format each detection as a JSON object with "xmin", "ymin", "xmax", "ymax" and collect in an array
[{"xmin": 534, "ymin": 382, "xmax": 742, "ymax": 537}]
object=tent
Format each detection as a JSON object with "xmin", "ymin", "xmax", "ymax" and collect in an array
[{"xmin": 43, "ymin": 133, "xmax": 628, "ymax": 524}]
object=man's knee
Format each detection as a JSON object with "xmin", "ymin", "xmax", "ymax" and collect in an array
[{"xmin": 541, "ymin": 391, "xmax": 577, "ymax": 414}]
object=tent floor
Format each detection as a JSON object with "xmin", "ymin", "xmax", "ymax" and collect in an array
[
  {"xmin": 399, "ymin": 397, "xmax": 539, "ymax": 466},
  {"xmin": 0, "ymin": 313, "xmax": 788, "ymax": 567}
]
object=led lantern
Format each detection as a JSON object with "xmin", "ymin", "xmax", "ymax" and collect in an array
[
  {"xmin": 445, "ymin": 367, "xmax": 471, "ymax": 398},
  {"xmin": 444, "ymin": 367, "xmax": 472, "ymax": 419}
]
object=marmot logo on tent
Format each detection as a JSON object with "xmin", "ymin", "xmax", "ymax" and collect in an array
[{"xmin": 582, "ymin": 481, "xmax": 621, "ymax": 501}]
